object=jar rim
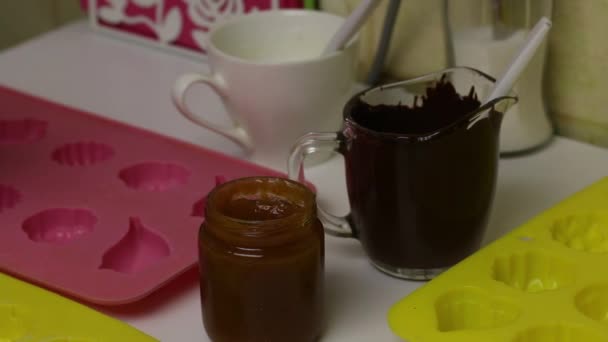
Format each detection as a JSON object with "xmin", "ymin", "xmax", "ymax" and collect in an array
[{"xmin": 205, "ymin": 176, "xmax": 316, "ymax": 238}]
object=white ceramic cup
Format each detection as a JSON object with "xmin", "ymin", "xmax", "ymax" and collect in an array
[{"xmin": 172, "ymin": 10, "xmax": 358, "ymax": 168}]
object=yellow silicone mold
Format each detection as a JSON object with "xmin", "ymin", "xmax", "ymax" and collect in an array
[
  {"xmin": 0, "ymin": 272, "xmax": 156, "ymax": 341},
  {"xmin": 388, "ymin": 177, "xmax": 608, "ymax": 342}
]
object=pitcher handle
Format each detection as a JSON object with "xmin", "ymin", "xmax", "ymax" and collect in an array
[
  {"xmin": 288, "ymin": 132, "xmax": 354, "ymax": 238},
  {"xmin": 172, "ymin": 72, "xmax": 253, "ymax": 152}
]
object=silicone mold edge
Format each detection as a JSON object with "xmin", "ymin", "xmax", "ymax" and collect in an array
[
  {"xmin": 38, "ymin": 337, "xmax": 93, "ymax": 342},
  {"xmin": 513, "ymin": 323, "xmax": 606, "ymax": 342}
]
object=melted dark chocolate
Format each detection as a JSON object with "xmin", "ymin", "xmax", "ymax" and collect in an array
[
  {"xmin": 342, "ymin": 76, "xmax": 501, "ymax": 271},
  {"xmin": 352, "ymin": 76, "xmax": 481, "ymax": 134}
]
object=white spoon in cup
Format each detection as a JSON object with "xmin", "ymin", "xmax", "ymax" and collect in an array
[{"xmin": 322, "ymin": 0, "xmax": 381, "ymax": 56}]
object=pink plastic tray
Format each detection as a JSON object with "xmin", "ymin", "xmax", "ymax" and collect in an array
[{"xmin": 0, "ymin": 85, "xmax": 287, "ymax": 305}]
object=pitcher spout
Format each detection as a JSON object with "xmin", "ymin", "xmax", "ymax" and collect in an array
[{"xmin": 467, "ymin": 95, "xmax": 518, "ymax": 131}]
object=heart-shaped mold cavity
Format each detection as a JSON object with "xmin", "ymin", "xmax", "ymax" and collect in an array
[
  {"xmin": 0, "ymin": 305, "xmax": 26, "ymax": 340},
  {"xmin": 575, "ymin": 284, "xmax": 608, "ymax": 324},
  {"xmin": 0, "ymin": 185, "xmax": 21, "ymax": 213},
  {"xmin": 52, "ymin": 142, "xmax": 115, "ymax": 166},
  {"xmin": 191, "ymin": 175, "xmax": 228, "ymax": 217},
  {"xmin": 22, "ymin": 208, "xmax": 97, "ymax": 244},
  {"xmin": 435, "ymin": 287, "xmax": 520, "ymax": 332},
  {"xmin": 551, "ymin": 214, "xmax": 608, "ymax": 253},
  {"xmin": 0, "ymin": 118, "xmax": 47, "ymax": 144},
  {"xmin": 118, "ymin": 162, "xmax": 190, "ymax": 191},
  {"xmin": 492, "ymin": 251, "xmax": 574, "ymax": 293},
  {"xmin": 100, "ymin": 217, "xmax": 171, "ymax": 274},
  {"xmin": 513, "ymin": 324, "xmax": 605, "ymax": 342}
]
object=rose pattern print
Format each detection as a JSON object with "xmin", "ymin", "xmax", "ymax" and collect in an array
[{"xmin": 84, "ymin": 0, "xmax": 303, "ymax": 55}]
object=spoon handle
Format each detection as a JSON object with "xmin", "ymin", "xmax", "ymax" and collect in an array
[
  {"xmin": 486, "ymin": 16, "xmax": 552, "ymax": 103},
  {"xmin": 322, "ymin": 0, "xmax": 381, "ymax": 56}
]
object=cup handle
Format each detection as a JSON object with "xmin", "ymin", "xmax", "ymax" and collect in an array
[
  {"xmin": 288, "ymin": 132, "xmax": 354, "ymax": 238},
  {"xmin": 171, "ymin": 72, "xmax": 253, "ymax": 152}
]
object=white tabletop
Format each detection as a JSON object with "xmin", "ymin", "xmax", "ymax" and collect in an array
[{"xmin": 1, "ymin": 21, "xmax": 607, "ymax": 341}]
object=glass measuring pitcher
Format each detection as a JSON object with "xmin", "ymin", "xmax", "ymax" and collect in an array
[{"xmin": 288, "ymin": 67, "xmax": 517, "ymax": 280}]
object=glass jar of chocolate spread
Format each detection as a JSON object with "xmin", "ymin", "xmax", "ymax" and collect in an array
[{"xmin": 199, "ymin": 177, "xmax": 324, "ymax": 342}]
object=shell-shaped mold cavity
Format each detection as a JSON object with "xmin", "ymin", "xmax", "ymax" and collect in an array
[
  {"xmin": 99, "ymin": 217, "xmax": 171, "ymax": 274},
  {"xmin": 22, "ymin": 208, "xmax": 97, "ymax": 244},
  {"xmin": 52, "ymin": 142, "xmax": 115, "ymax": 166},
  {"xmin": 0, "ymin": 185, "xmax": 21, "ymax": 213},
  {"xmin": 575, "ymin": 284, "xmax": 608, "ymax": 324},
  {"xmin": 0, "ymin": 118, "xmax": 47, "ymax": 144},
  {"xmin": 513, "ymin": 324, "xmax": 605, "ymax": 342},
  {"xmin": 551, "ymin": 214, "xmax": 608, "ymax": 253},
  {"xmin": 118, "ymin": 162, "xmax": 190, "ymax": 191},
  {"xmin": 492, "ymin": 251, "xmax": 574, "ymax": 293},
  {"xmin": 434, "ymin": 287, "xmax": 520, "ymax": 332}
]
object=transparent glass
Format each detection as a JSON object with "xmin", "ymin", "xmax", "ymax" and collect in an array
[
  {"xmin": 444, "ymin": 0, "xmax": 553, "ymax": 154},
  {"xmin": 200, "ymin": 177, "xmax": 324, "ymax": 341},
  {"xmin": 288, "ymin": 67, "xmax": 516, "ymax": 280}
]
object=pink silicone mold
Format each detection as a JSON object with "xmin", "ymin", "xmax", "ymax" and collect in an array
[
  {"xmin": 52, "ymin": 141, "xmax": 115, "ymax": 166},
  {"xmin": 0, "ymin": 185, "xmax": 21, "ymax": 213},
  {"xmin": 22, "ymin": 208, "xmax": 97, "ymax": 244},
  {"xmin": 191, "ymin": 175, "xmax": 228, "ymax": 217},
  {"xmin": 0, "ymin": 86, "xmax": 289, "ymax": 305},
  {"xmin": 119, "ymin": 162, "xmax": 190, "ymax": 191},
  {"xmin": 100, "ymin": 217, "xmax": 170, "ymax": 274},
  {"xmin": 0, "ymin": 118, "xmax": 47, "ymax": 144}
]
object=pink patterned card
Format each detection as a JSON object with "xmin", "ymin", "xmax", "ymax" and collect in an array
[{"xmin": 82, "ymin": 0, "xmax": 304, "ymax": 58}]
